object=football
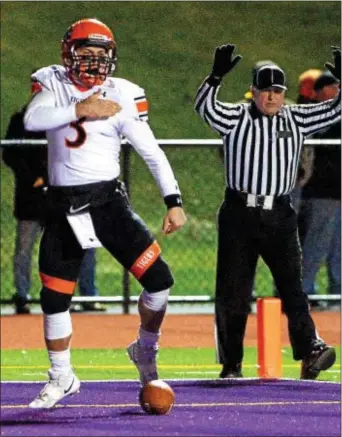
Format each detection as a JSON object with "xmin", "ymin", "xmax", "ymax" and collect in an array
[{"xmin": 139, "ymin": 379, "xmax": 175, "ymax": 415}]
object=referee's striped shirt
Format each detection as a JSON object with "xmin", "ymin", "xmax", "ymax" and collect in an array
[{"xmin": 194, "ymin": 78, "xmax": 341, "ymax": 196}]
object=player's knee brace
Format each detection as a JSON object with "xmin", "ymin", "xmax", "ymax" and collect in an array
[
  {"xmin": 140, "ymin": 288, "xmax": 170, "ymax": 312},
  {"xmin": 40, "ymin": 287, "xmax": 73, "ymax": 315},
  {"xmin": 139, "ymin": 256, "xmax": 174, "ymax": 292}
]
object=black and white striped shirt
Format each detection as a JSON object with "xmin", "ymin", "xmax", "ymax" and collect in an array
[{"xmin": 195, "ymin": 78, "xmax": 341, "ymax": 196}]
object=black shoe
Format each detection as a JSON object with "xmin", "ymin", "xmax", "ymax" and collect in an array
[
  {"xmin": 301, "ymin": 341, "xmax": 336, "ymax": 380},
  {"xmin": 16, "ymin": 304, "xmax": 31, "ymax": 314},
  {"xmin": 69, "ymin": 303, "xmax": 82, "ymax": 313},
  {"xmin": 12, "ymin": 294, "xmax": 31, "ymax": 315},
  {"xmin": 81, "ymin": 302, "xmax": 107, "ymax": 312},
  {"xmin": 219, "ymin": 363, "xmax": 243, "ymax": 378},
  {"xmin": 309, "ymin": 300, "xmax": 323, "ymax": 311},
  {"xmin": 70, "ymin": 302, "xmax": 107, "ymax": 312},
  {"xmin": 70, "ymin": 302, "xmax": 107, "ymax": 313}
]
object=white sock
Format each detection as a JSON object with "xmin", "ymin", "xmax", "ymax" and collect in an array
[
  {"xmin": 138, "ymin": 327, "xmax": 160, "ymax": 348},
  {"xmin": 48, "ymin": 349, "xmax": 72, "ymax": 375}
]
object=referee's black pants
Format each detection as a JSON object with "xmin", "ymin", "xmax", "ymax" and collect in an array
[{"xmin": 215, "ymin": 189, "xmax": 318, "ymax": 368}]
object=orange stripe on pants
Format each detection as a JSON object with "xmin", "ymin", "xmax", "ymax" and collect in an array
[
  {"xmin": 130, "ymin": 241, "xmax": 161, "ymax": 280},
  {"xmin": 40, "ymin": 273, "xmax": 76, "ymax": 295}
]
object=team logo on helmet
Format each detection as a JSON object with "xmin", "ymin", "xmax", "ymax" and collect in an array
[{"xmin": 88, "ymin": 33, "xmax": 110, "ymax": 40}]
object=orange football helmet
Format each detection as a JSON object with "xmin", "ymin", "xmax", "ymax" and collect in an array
[{"xmin": 61, "ymin": 18, "xmax": 117, "ymax": 87}]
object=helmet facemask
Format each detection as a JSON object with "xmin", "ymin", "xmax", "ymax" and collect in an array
[{"xmin": 65, "ymin": 41, "xmax": 116, "ymax": 87}]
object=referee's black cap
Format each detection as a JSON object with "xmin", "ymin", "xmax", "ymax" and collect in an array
[{"xmin": 253, "ymin": 65, "xmax": 287, "ymax": 91}]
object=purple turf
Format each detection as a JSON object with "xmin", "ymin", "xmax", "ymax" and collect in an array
[{"xmin": 0, "ymin": 379, "xmax": 340, "ymax": 436}]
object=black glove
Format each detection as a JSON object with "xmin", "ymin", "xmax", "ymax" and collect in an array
[
  {"xmin": 325, "ymin": 46, "xmax": 341, "ymax": 81},
  {"xmin": 211, "ymin": 44, "xmax": 242, "ymax": 79}
]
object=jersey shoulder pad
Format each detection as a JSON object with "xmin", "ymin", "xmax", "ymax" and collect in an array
[
  {"xmin": 111, "ymin": 77, "xmax": 148, "ymax": 121},
  {"xmin": 31, "ymin": 65, "xmax": 66, "ymax": 93}
]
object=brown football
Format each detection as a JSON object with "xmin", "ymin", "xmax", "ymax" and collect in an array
[{"xmin": 139, "ymin": 379, "xmax": 175, "ymax": 415}]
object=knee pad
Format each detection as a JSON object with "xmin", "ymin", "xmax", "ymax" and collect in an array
[
  {"xmin": 140, "ymin": 288, "xmax": 170, "ymax": 311},
  {"xmin": 139, "ymin": 256, "xmax": 174, "ymax": 292},
  {"xmin": 40, "ymin": 287, "xmax": 73, "ymax": 314}
]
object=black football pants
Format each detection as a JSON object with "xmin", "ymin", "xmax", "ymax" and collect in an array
[
  {"xmin": 215, "ymin": 193, "xmax": 318, "ymax": 367},
  {"xmin": 39, "ymin": 186, "xmax": 172, "ymax": 292}
]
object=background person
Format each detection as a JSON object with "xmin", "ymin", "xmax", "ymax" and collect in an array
[
  {"xmin": 194, "ymin": 43, "xmax": 340, "ymax": 380},
  {"xmin": 3, "ymin": 103, "xmax": 47, "ymax": 314},
  {"xmin": 298, "ymin": 71, "xmax": 341, "ymax": 308},
  {"xmin": 291, "ymin": 68, "xmax": 322, "ymax": 213},
  {"xmin": 23, "ymin": 18, "xmax": 186, "ymax": 409},
  {"xmin": 3, "ymin": 99, "xmax": 105, "ymax": 314},
  {"xmin": 78, "ymin": 249, "xmax": 105, "ymax": 312},
  {"xmin": 71, "ymin": 248, "xmax": 107, "ymax": 312},
  {"xmin": 297, "ymin": 69, "xmax": 323, "ymax": 103}
]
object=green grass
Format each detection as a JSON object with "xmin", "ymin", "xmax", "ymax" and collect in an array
[
  {"xmin": 1, "ymin": 1, "xmax": 340, "ymax": 300},
  {"xmin": 1, "ymin": 2, "xmax": 340, "ymax": 137},
  {"xmin": 1, "ymin": 347, "xmax": 340, "ymax": 382}
]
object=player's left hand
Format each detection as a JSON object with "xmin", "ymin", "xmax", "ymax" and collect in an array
[{"xmin": 162, "ymin": 207, "xmax": 187, "ymax": 234}]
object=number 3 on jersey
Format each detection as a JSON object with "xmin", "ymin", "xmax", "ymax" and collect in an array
[{"xmin": 65, "ymin": 118, "xmax": 87, "ymax": 148}]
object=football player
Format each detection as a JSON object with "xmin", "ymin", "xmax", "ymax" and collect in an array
[{"xmin": 24, "ymin": 18, "xmax": 187, "ymax": 408}]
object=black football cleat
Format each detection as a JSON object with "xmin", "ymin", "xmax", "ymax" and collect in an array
[
  {"xmin": 301, "ymin": 341, "xmax": 336, "ymax": 380},
  {"xmin": 219, "ymin": 363, "xmax": 243, "ymax": 378}
]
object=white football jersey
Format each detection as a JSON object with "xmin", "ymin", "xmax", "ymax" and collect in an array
[{"xmin": 24, "ymin": 65, "xmax": 180, "ymax": 198}]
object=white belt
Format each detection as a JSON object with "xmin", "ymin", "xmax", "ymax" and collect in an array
[{"xmin": 247, "ymin": 193, "xmax": 274, "ymax": 210}]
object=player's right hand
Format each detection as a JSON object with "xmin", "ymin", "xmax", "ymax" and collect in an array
[
  {"xmin": 162, "ymin": 207, "xmax": 187, "ymax": 235},
  {"xmin": 76, "ymin": 90, "xmax": 122, "ymax": 119}
]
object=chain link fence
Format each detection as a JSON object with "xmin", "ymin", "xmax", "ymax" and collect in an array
[{"xmin": 1, "ymin": 139, "xmax": 340, "ymax": 312}]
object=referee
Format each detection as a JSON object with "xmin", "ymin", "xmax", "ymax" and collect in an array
[{"xmin": 194, "ymin": 44, "xmax": 341, "ymax": 380}]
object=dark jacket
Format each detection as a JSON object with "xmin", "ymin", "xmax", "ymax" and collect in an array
[
  {"xmin": 301, "ymin": 121, "xmax": 341, "ymax": 200},
  {"xmin": 2, "ymin": 105, "xmax": 48, "ymax": 220}
]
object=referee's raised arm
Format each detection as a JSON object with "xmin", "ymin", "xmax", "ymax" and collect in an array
[
  {"xmin": 290, "ymin": 48, "xmax": 341, "ymax": 137},
  {"xmin": 194, "ymin": 44, "xmax": 243, "ymax": 136}
]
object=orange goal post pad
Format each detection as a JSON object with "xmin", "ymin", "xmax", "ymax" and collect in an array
[{"xmin": 257, "ymin": 297, "xmax": 282, "ymax": 379}]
